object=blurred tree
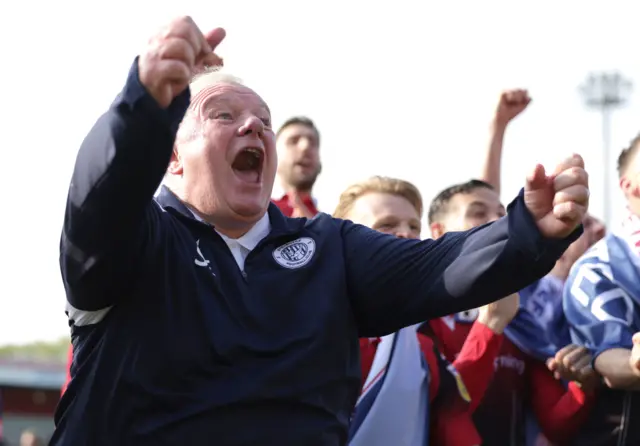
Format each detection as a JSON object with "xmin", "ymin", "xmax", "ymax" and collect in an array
[{"xmin": 0, "ymin": 337, "xmax": 69, "ymax": 363}]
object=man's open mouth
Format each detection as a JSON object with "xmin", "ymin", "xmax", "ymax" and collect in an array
[
  {"xmin": 231, "ymin": 147, "xmax": 264, "ymax": 183},
  {"xmin": 294, "ymin": 159, "xmax": 315, "ymax": 172}
]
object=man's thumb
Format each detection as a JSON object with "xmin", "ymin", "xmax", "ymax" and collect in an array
[
  {"xmin": 204, "ymin": 27, "xmax": 226, "ymax": 50},
  {"xmin": 525, "ymin": 163, "xmax": 547, "ymax": 191}
]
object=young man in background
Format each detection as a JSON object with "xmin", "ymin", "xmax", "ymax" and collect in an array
[
  {"xmin": 334, "ymin": 176, "xmax": 518, "ymax": 446},
  {"xmin": 425, "ymin": 179, "xmax": 597, "ymax": 445},
  {"xmin": 272, "ymin": 116, "xmax": 321, "ymax": 217}
]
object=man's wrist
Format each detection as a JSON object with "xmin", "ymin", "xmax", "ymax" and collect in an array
[
  {"xmin": 490, "ymin": 118, "xmax": 508, "ymax": 134},
  {"xmin": 477, "ymin": 315, "xmax": 508, "ymax": 334}
]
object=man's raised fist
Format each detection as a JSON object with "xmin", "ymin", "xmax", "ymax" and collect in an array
[
  {"xmin": 495, "ymin": 89, "xmax": 531, "ymax": 126},
  {"xmin": 525, "ymin": 154, "xmax": 589, "ymax": 239},
  {"xmin": 138, "ymin": 16, "xmax": 226, "ymax": 108}
]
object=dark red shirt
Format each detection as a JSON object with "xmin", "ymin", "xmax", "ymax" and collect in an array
[
  {"xmin": 427, "ymin": 316, "xmax": 594, "ymax": 446},
  {"xmin": 272, "ymin": 193, "xmax": 318, "ymax": 217}
]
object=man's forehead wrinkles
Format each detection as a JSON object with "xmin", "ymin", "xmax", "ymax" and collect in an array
[
  {"xmin": 191, "ymin": 84, "xmax": 225, "ymax": 103},
  {"xmin": 190, "ymin": 84, "xmax": 270, "ymax": 114}
]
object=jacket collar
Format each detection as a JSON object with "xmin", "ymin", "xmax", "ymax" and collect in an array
[{"xmin": 155, "ymin": 185, "xmax": 306, "ymax": 237}]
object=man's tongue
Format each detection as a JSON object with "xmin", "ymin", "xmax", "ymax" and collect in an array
[
  {"xmin": 232, "ymin": 153, "xmax": 260, "ymax": 183},
  {"xmin": 233, "ymin": 168, "xmax": 259, "ymax": 183}
]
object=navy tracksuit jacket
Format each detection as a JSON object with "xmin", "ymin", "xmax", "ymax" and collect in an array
[{"xmin": 51, "ymin": 59, "xmax": 581, "ymax": 446}]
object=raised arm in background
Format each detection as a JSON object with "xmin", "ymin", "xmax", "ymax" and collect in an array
[{"xmin": 479, "ymin": 89, "xmax": 531, "ymax": 194}]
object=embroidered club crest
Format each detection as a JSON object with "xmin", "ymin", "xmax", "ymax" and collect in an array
[{"xmin": 273, "ymin": 237, "xmax": 316, "ymax": 269}]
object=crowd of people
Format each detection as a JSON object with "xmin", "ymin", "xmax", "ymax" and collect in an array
[{"xmin": 50, "ymin": 16, "xmax": 640, "ymax": 446}]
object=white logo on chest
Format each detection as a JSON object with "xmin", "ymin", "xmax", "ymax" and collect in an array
[
  {"xmin": 194, "ymin": 239, "xmax": 210, "ymax": 267},
  {"xmin": 194, "ymin": 239, "xmax": 216, "ymax": 276},
  {"xmin": 273, "ymin": 237, "xmax": 316, "ymax": 269}
]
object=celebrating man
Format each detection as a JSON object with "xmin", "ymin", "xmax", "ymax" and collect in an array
[
  {"xmin": 272, "ymin": 116, "xmax": 322, "ymax": 217},
  {"xmin": 53, "ymin": 16, "xmax": 589, "ymax": 446}
]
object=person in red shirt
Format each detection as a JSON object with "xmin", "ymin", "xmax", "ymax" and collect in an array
[
  {"xmin": 334, "ymin": 176, "xmax": 520, "ymax": 446},
  {"xmin": 425, "ymin": 179, "xmax": 598, "ymax": 446},
  {"xmin": 271, "ymin": 116, "xmax": 321, "ymax": 218}
]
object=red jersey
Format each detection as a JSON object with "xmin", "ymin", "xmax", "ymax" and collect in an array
[
  {"xmin": 272, "ymin": 193, "xmax": 318, "ymax": 217},
  {"xmin": 426, "ymin": 313, "xmax": 594, "ymax": 446},
  {"xmin": 360, "ymin": 333, "xmax": 482, "ymax": 446}
]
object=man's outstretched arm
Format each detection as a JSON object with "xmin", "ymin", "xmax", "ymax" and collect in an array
[
  {"xmin": 345, "ymin": 154, "xmax": 588, "ymax": 336},
  {"xmin": 344, "ymin": 190, "xmax": 582, "ymax": 336}
]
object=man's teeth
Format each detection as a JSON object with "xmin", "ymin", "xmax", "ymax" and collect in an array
[{"xmin": 245, "ymin": 148, "xmax": 262, "ymax": 156}]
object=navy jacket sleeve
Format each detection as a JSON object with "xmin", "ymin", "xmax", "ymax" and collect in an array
[
  {"xmin": 341, "ymin": 191, "xmax": 583, "ymax": 337},
  {"xmin": 60, "ymin": 59, "xmax": 190, "ymax": 311}
]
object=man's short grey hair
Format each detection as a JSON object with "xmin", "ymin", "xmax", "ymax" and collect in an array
[{"xmin": 189, "ymin": 66, "xmax": 244, "ymax": 98}]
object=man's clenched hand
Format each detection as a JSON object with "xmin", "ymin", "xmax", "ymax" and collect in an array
[
  {"xmin": 139, "ymin": 16, "xmax": 226, "ymax": 108},
  {"xmin": 494, "ymin": 89, "xmax": 531, "ymax": 126},
  {"xmin": 524, "ymin": 154, "xmax": 589, "ymax": 239}
]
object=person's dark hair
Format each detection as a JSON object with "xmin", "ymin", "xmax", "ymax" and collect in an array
[
  {"xmin": 617, "ymin": 133, "xmax": 640, "ymax": 177},
  {"xmin": 276, "ymin": 116, "xmax": 320, "ymax": 142},
  {"xmin": 428, "ymin": 179, "xmax": 495, "ymax": 224}
]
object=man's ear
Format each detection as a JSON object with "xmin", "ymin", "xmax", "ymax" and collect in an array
[
  {"xmin": 167, "ymin": 148, "xmax": 183, "ymax": 176},
  {"xmin": 619, "ymin": 174, "xmax": 640, "ymax": 199},
  {"xmin": 429, "ymin": 221, "xmax": 446, "ymax": 239},
  {"xmin": 620, "ymin": 176, "xmax": 631, "ymax": 197}
]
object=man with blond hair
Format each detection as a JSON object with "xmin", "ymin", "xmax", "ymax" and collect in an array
[
  {"xmin": 54, "ymin": 15, "xmax": 589, "ymax": 446},
  {"xmin": 335, "ymin": 176, "xmax": 518, "ymax": 446}
]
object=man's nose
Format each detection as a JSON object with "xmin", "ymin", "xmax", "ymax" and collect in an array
[
  {"xmin": 297, "ymin": 137, "xmax": 312, "ymax": 153},
  {"xmin": 394, "ymin": 224, "xmax": 412, "ymax": 239},
  {"xmin": 238, "ymin": 116, "xmax": 264, "ymax": 136}
]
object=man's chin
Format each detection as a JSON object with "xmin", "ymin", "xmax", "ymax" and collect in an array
[
  {"xmin": 229, "ymin": 200, "xmax": 270, "ymax": 220},
  {"xmin": 292, "ymin": 178, "xmax": 317, "ymax": 192}
]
